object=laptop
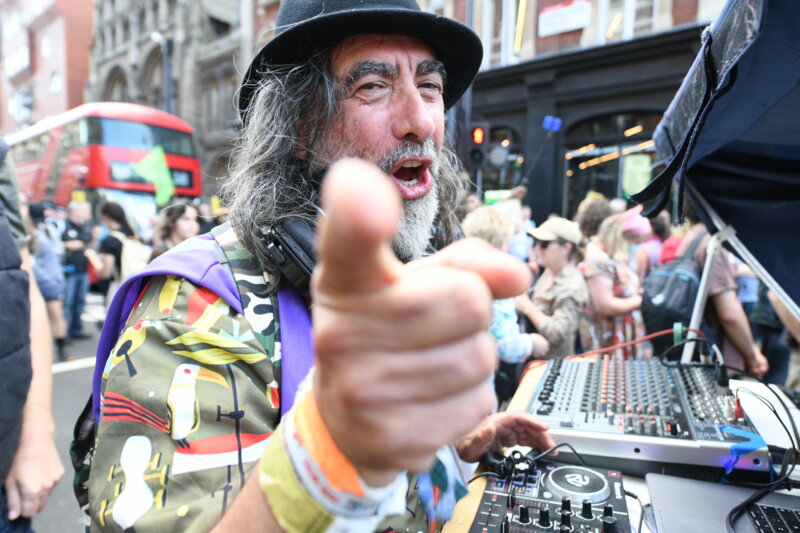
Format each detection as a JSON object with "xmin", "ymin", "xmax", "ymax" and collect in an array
[{"xmin": 647, "ymin": 473, "xmax": 800, "ymax": 532}]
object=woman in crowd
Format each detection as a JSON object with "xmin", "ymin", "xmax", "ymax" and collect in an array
[
  {"xmin": 462, "ymin": 206, "xmax": 549, "ymax": 402},
  {"xmin": 579, "ymin": 212, "xmax": 650, "ymax": 357},
  {"xmin": 149, "ymin": 202, "xmax": 201, "ymax": 261},
  {"xmin": 514, "ymin": 217, "xmax": 588, "ymax": 358},
  {"xmin": 94, "ymin": 202, "xmax": 138, "ymax": 303},
  {"xmin": 27, "ymin": 202, "xmax": 71, "ymax": 361}
]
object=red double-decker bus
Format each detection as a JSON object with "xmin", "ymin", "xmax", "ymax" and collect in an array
[{"xmin": 5, "ymin": 101, "xmax": 202, "ymax": 238}]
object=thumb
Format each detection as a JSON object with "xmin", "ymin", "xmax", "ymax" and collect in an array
[
  {"xmin": 4, "ymin": 478, "xmax": 21, "ymax": 521},
  {"xmin": 313, "ymin": 158, "xmax": 403, "ymax": 296}
]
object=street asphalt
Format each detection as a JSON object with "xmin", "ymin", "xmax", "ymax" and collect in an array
[{"xmin": 32, "ymin": 292, "xmax": 104, "ymax": 533}]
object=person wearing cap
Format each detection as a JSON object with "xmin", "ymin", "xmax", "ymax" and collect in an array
[
  {"xmin": 515, "ymin": 217, "xmax": 588, "ymax": 358},
  {"xmin": 86, "ymin": 1, "xmax": 555, "ymax": 532}
]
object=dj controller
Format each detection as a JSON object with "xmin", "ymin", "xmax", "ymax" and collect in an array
[
  {"xmin": 525, "ymin": 355, "xmax": 771, "ymax": 480},
  {"xmin": 468, "ymin": 461, "xmax": 630, "ymax": 533}
]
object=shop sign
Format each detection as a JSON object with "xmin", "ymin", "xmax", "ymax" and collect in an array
[{"xmin": 538, "ymin": 0, "xmax": 592, "ymax": 38}]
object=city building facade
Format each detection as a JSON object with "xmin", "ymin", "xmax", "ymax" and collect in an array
[
  {"xmin": 0, "ymin": 0, "xmax": 93, "ymax": 135},
  {"xmin": 86, "ymin": 0, "xmax": 724, "ymax": 210},
  {"xmin": 87, "ymin": 0, "xmax": 242, "ymax": 195}
]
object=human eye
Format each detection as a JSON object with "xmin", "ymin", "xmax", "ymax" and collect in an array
[{"xmin": 418, "ymin": 78, "xmax": 444, "ymax": 98}]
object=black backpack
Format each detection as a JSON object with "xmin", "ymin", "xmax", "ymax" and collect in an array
[{"xmin": 641, "ymin": 232, "xmax": 707, "ymax": 356}]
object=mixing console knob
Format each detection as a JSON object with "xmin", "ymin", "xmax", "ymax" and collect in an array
[
  {"xmin": 506, "ymin": 490, "xmax": 515, "ymax": 509},
  {"xmin": 519, "ymin": 505, "xmax": 530, "ymax": 524},
  {"xmin": 581, "ymin": 499, "xmax": 594, "ymax": 519},
  {"xmin": 560, "ymin": 510, "xmax": 572, "ymax": 528},
  {"xmin": 603, "ymin": 504, "xmax": 614, "ymax": 517},
  {"xmin": 561, "ymin": 496, "xmax": 572, "ymax": 513},
  {"xmin": 500, "ymin": 515, "xmax": 510, "ymax": 533},
  {"xmin": 602, "ymin": 515, "xmax": 619, "ymax": 533},
  {"xmin": 539, "ymin": 507, "xmax": 552, "ymax": 527}
]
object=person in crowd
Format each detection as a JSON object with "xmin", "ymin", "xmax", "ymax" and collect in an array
[
  {"xmin": 455, "ymin": 191, "xmax": 482, "ymax": 221},
  {"xmin": 621, "ymin": 205, "xmax": 652, "ymax": 282},
  {"xmin": 579, "ymin": 212, "xmax": 649, "ymax": 357},
  {"xmin": 61, "ymin": 200, "xmax": 93, "ymax": 339},
  {"xmin": 676, "ymin": 200, "xmax": 768, "ymax": 376},
  {"xmin": 575, "ymin": 196, "xmax": 612, "ymax": 240},
  {"xmin": 734, "ymin": 257, "xmax": 759, "ymax": 317},
  {"xmin": 608, "ymin": 197, "xmax": 627, "ymax": 214},
  {"xmin": 93, "ymin": 202, "xmax": 138, "ymax": 302},
  {"xmin": 462, "ymin": 206, "xmax": 549, "ymax": 402},
  {"xmin": 28, "ymin": 203, "xmax": 71, "ymax": 362},
  {"xmin": 515, "ymin": 217, "xmax": 588, "ymax": 358},
  {"xmin": 749, "ymin": 281, "xmax": 789, "ymax": 385},
  {"xmin": 494, "ymin": 198, "xmax": 530, "ymax": 263},
  {"xmin": 149, "ymin": 202, "xmax": 201, "ymax": 261},
  {"xmin": 87, "ymin": 2, "xmax": 556, "ymax": 531},
  {"xmin": 640, "ymin": 209, "xmax": 671, "ymax": 271},
  {"xmin": 195, "ymin": 199, "xmax": 217, "ymax": 234},
  {"xmin": 0, "ymin": 140, "xmax": 64, "ymax": 529}
]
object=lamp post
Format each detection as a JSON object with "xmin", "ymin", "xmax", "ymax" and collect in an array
[{"xmin": 150, "ymin": 31, "xmax": 175, "ymax": 115}]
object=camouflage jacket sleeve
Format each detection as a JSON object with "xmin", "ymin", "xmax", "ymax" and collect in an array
[{"xmin": 89, "ymin": 274, "xmax": 281, "ymax": 532}]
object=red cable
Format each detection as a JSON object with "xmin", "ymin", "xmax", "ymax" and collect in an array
[{"xmin": 520, "ymin": 327, "xmax": 706, "ymax": 381}]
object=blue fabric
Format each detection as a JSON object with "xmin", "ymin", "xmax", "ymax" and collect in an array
[
  {"xmin": 753, "ymin": 323, "xmax": 791, "ymax": 386},
  {"xmin": 63, "ymin": 272, "xmax": 88, "ymax": 337},
  {"xmin": 489, "ymin": 298, "xmax": 532, "ymax": 363},
  {"xmin": 0, "ymin": 489, "xmax": 33, "ymax": 533}
]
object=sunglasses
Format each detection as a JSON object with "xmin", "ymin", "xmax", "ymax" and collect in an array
[{"xmin": 537, "ymin": 239, "xmax": 565, "ymax": 249}]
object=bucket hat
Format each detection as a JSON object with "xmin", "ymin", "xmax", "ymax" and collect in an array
[
  {"xmin": 529, "ymin": 217, "xmax": 583, "ymax": 246},
  {"xmin": 238, "ymin": 0, "xmax": 483, "ymax": 123}
]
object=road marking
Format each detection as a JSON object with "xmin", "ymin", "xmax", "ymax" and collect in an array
[{"xmin": 54, "ymin": 357, "xmax": 96, "ymax": 374}]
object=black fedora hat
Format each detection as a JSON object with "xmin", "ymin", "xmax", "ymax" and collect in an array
[{"xmin": 238, "ymin": 0, "xmax": 483, "ymax": 123}]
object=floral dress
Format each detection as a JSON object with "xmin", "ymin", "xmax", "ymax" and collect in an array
[{"xmin": 579, "ymin": 248, "xmax": 651, "ymax": 358}]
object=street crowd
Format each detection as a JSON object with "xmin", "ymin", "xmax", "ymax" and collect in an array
[{"xmin": 1, "ymin": 0, "xmax": 797, "ymax": 532}]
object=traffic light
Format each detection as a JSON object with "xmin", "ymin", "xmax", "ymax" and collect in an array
[{"xmin": 469, "ymin": 121, "xmax": 490, "ymax": 165}]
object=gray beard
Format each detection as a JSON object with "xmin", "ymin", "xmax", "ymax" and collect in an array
[
  {"xmin": 318, "ymin": 137, "xmax": 442, "ymax": 263},
  {"xmin": 393, "ymin": 183, "xmax": 439, "ymax": 262}
]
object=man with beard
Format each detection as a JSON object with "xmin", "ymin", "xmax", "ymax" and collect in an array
[{"xmin": 87, "ymin": 1, "xmax": 555, "ymax": 531}]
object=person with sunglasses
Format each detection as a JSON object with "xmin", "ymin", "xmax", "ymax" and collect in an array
[{"xmin": 515, "ymin": 217, "xmax": 588, "ymax": 358}]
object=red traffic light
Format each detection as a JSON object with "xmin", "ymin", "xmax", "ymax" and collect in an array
[{"xmin": 471, "ymin": 126, "xmax": 486, "ymax": 145}]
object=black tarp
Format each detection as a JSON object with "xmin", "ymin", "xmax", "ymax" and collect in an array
[{"xmin": 633, "ymin": 0, "xmax": 800, "ymax": 307}]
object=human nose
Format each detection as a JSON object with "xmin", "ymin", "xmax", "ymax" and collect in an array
[{"xmin": 391, "ymin": 84, "xmax": 437, "ymax": 142}]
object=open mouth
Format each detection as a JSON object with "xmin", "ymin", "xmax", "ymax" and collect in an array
[{"xmin": 390, "ymin": 159, "xmax": 433, "ymax": 199}]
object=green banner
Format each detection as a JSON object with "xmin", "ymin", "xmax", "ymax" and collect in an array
[{"xmin": 134, "ymin": 146, "xmax": 174, "ymax": 206}]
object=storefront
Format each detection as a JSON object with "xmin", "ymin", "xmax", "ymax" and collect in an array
[{"xmin": 467, "ymin": 23, "xmax": 704, "ymax": 222}]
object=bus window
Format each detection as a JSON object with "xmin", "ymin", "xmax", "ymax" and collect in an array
[{"xmin": 86, "ymin": 117, "xmax": 197, "ymax": 157}]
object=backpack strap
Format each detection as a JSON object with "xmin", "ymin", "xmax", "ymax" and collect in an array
[
  {"xmin": 94, "ymin": 224, "xmax": 316, "ymax": 419},
  {"xmin": 93, "ymin": 233, "xmax": 242, "ymax": 419},
  {"xmin": 680, "ymin": 230, "xmax": 709, "ymax": 260},
  {"xmin": 210, "ymin": 224, "xmax": 315, "ymax": 414}
]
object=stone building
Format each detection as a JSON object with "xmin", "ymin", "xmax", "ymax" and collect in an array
[
  {"xmin": 87, "ymin": 0, "xmax": 728, "ymax": 213},
  {"xmin": 88, "ymin": 0, "xmax": 242, "ymax": 195}
]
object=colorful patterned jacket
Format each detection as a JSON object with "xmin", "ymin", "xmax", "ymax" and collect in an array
[{"xmin": 87, "ymin": 224, "xmax": 446, "ymax": 532}]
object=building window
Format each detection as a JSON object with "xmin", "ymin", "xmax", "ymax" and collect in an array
[
  {"xmin": 598, "ymin": 0, "xmax": 656, "ymax": 44},
  {"xmin": 562, "ymin": 112, "xmax": 661, "ymax": 217},
  {"xmin": 41, "ymin": 35, "xmax": 52, "ymax": 59},
  {"xmin": 49, "ymin": 72, "xmax": 63, "ymax": 94}
]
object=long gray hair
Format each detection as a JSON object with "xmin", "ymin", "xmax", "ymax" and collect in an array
[{"xmin": 221, "ymin": 48, "xmax": 468, "ymax": 287}]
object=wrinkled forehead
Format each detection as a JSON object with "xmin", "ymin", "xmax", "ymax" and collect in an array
[{"xmin": 330, "ymin": 33, "xmax": 439, "ymax": 79}]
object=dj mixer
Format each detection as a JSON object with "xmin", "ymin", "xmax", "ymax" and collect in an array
[
  {"xmin": 525, "ymin": 355, "xmax": 771, "ymax": 480},
  {"xmin": 468, "ymin": 460, "xmax": 630, "ymax": 533}
]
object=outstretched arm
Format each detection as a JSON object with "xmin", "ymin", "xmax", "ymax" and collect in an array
[
  {"xmin": 4, "ymin": 248, "xmax": 64, "ymax": 520},
  {"xmin": 213, "ymin": 159, "xmax": 534, "ymax": 530}
]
